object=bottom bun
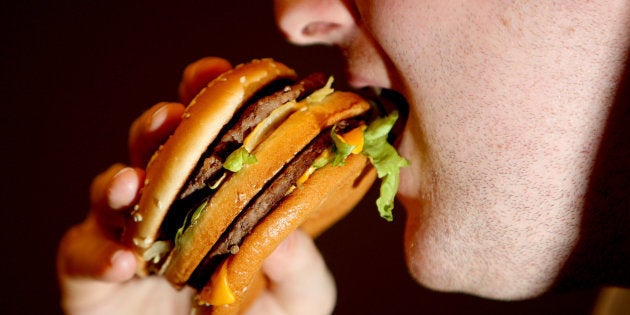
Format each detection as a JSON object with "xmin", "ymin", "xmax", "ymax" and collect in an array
[{"xmin": 197, "ymin": 153, "xmax": 376, "ymax": 314}]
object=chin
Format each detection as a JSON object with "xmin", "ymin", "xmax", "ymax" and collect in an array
[{"xmin": 402, "ymin": 210, "xmax": 556, "ymax": 301}]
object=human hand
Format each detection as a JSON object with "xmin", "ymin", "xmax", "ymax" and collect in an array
[
  {"xmin": 57, "ymin": 57, "xmax": 336, "ymax": 315},
  {"xmin": 57, "ymin": 162, "xmax": 195, "ymax": 315}
]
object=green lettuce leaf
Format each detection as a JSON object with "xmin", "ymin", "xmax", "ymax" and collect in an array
[
  {"xmin": 223, "ymin": 147, "xmax": 257, "ymax": 172},
  {"xmin": 312, "ymin": 149, "xmax": 333, "ymax": 169},
  {"xmin": 175, "ymin": 198, "xmax": 208, "ymax": 249},
  {"xmin": 361, "ymin": 111, "xmax": 409, "ymax": 221}
]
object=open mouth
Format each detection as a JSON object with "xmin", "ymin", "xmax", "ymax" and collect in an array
[{"xmin": 357, "ymin": 87, "xmax": 409, "ymax": 144}]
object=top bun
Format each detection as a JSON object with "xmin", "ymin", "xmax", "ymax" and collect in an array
[{"xmin": 123, "ymin": 59, "xmax": 297, "ymax": 271}]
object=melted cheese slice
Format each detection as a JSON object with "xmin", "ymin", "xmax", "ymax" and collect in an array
[
  {"xmin": 242, "ymin": 76, "xmax": 335, "ymax": 152},
  {"xmin": 338, "ymin": 126, "xmax": 365, "ymax": 154},
  {"xmin": 243, "ymin": 100, "xmax": 305, "ymax": 152},
  {"xmin": 205, "ymin": 259, "xmax": 235, "ymax": 305}
]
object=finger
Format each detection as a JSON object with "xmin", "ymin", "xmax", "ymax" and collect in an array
[
  {"xmin": 128, "ymin": 58, "xmax": 232, "ymax": 166},
  {"xmin": 90, "ymin": 164, "xmax": 127, "ymax": 206},
  {"xmin": 90, "ymin": 165, "xmax": 144, "ymax": 237},
  {"xmin": 106, "ymin": 167, "xmax": 144, "ymax": 211},
  {"xmin": 128, "ymin": 102, "xmax": 185, "ymax": 167},
  {"xmin": 178, "ymin": 57, "xmax": 232, "ymax": 104},
  {"xmin": 245, "ymin": 230, "xmax": 336, "ymax": 315},
  {"xmin": 91, "ymin": 165, "xmax": 143, "ymax": 210},
  {"xmin": 57, "ymin": 217, "xmax": 137, "ymax": 282}
]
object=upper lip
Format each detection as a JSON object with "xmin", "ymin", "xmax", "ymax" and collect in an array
[
  {"xmin": 344, "ymin": 64, "xmax": 393, "ymax": 90},
  {"xmin": 346, "ymin": 75, "xmax": 385, "ymax": 90}
]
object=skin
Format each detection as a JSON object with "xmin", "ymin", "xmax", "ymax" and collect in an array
[
  {"xmin": 275, "ymin": 0, "xmax": 630, "ymax": 300},
  {"xmin": 57, "ymin": 58, "xmax": 336, "ymax": 315},
  {"xmin": 58, "ymin": 0, "xmax": 630, "ymax": 314}
]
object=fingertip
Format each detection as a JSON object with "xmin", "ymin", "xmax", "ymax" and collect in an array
[
  {"xmin": 90, "ymin": 164, "xmax": 126, "ymax": 205},
  {"xmin": 143, "ymin": 102, "xmax": 186, "ymax": 133},
  {"xmin": 263, "ymin": 230, "xmax": 312, "ymax": 281},
  {"xmin": 103, "ymin": 249, "xmax": 137, "ymax": 282},
  {"xmin": 145, "ymin": 103, "xmax": 169, "ymax": 133},
  {"xmin": 107, "ymin": 167, "xmax": 143, "ymax": 210},
  {"xmin": 179, "ymin": 57, "xmax": 232, "ymax": 104},
  {"xmin": 262, "ymin": 231, "xmax": 295, "ymax": 280},
  {"xmin": 129, "ymin": 102, "xmax": 185, "ymax": 167},
  {"xmin": 259, "ymin": 230, "xmax": 337, "ymax": 315}
]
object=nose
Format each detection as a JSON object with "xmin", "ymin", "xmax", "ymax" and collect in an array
[{"xmin": 274, "ymin": 0, "xmax": 357, "ymax": 46}]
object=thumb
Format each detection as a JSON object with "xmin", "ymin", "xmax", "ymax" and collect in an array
[{"xmin": 245, "ymin": 230, "xmax": 336, "ymax": 315}]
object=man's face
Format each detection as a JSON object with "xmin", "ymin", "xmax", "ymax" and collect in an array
[{"xmin": 275, "ymin": 0, "xmax": 628, "ymax": 299}]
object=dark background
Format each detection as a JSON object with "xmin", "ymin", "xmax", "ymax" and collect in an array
[{"xmin": 3, "ymin": 1, "xmax": 601, "ymax": 314}]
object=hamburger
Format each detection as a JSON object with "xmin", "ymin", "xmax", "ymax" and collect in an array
[{"xmin": 121, "ymin": 58, "xmax": 408, "ymax": 314}]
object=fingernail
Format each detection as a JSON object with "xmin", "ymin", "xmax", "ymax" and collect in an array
[
  {"xmin": 107, "ymin": 250, "xmax": 136, "ymax": 281},
  {"xmin": 183, "ymin": 59, "xmax": 202, "ymax": 82},
  {"xmin": 110, "ymin": 249, "xmax": 126, "ymax": 265},
  {"xmin": 112, "ymin": 166, "xmax": 132, "ymax": 179},
  {"xmin": 108, "ymin": 167, "xmax": 138, "ymax": 210},
  {"xmin": 147, "ymin": 104, "xmax": 168, "ymax": 132}
]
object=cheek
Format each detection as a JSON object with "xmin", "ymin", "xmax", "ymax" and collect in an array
[{"xmin": 354, "ymin": 0, "xmax": 425, "ymax": 47}]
